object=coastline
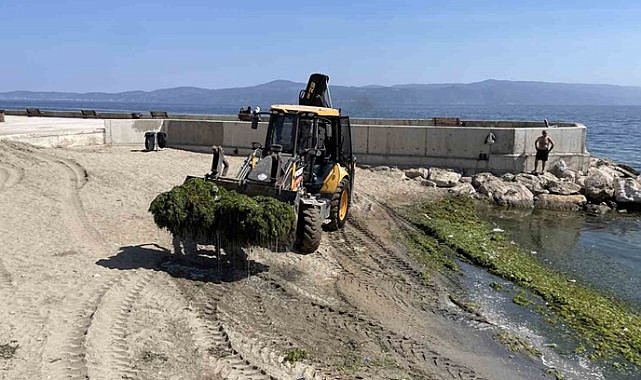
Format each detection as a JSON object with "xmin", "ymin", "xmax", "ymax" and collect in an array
[
  {"xmin": 397, "ymin": 195, "xmax": 641, "ymax": 377},
  {"xmin": 1, "ymin": 106, "xmax": 639, "ymax": 377}
]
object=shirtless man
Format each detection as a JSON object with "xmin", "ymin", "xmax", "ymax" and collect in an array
[{"xmin": 534, "ymin": 130, "xmax": 554, "ymax": 174}]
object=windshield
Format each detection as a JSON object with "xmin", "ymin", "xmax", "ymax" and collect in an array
[
  {"xmin": 267, "ymin": 113, "xmax": 316, "ymax": 154},
  {"xmin": 268, "ymin": 114, "xmax": 296, "ymax": 153}
]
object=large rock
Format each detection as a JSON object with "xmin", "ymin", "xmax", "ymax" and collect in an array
[
  {"xmin": 592, "ymin": 160, "xmax": 623, "ymax": 179},
  {"xmin": 584, "ymin": 167, "xmax": 616, "ymax": 202},
  {"xmin": 614, "ymin": 178, "xmax": 641, "ymax": 203},
  {"xmin": 420, "ymin": 179, "xmax": 437, "ymax": 188},
  {"xmin": 404, "ymin": 168, "xmax": 429, "ymax": 179},
  {"xmin": 557, "ymin": 169, "xmax": 578, "ymax": 182},
  {"xmin": 448, "ymin": 183, "xmax": 476, "ymax": 196},
  {"xmin": 476, "ymin": 178, "xmax": 534, "ymax": 208},
  {"xmin": 548, "ymin": 159, "xmax": 569, "ymax": 178},
  {"xmin": 471, "ymin": 172, "xmax": 497, "ymax": 188},
  {"xmin": 514, "ymin": 173, "xmax": 548, "ymax": 195},
  {"xmin": 546, "ymin": 179, "xmax": 582, "ymax": 195},
  {"xmin": 547, "ymin": 159, "xmax": 577, "ymax": 181},
  {"xmin": 538, "ymin": 172, "xmax": 559, "ymax": 186},
  {"xmin": 585, "ymin": 202, "xmax": 612, "ymax": 216},
  {"xmin": 616, "ymin": 163, "xmax": 640, "ymax": 177},
  {"xmin": 428, "ymin": 168, "xmax": 461, "ymax": 187},
  {"xmin": 534, "ymin": 194, "xmax": 587, "ymax": 211},
  {"xmin": 501, "ymin": 173, "xmax": 516, "ymax": 182}
]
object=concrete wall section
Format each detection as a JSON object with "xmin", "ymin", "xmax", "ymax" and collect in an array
[
  {"xmin": 0, "ymin": 115, "xmax": 590, "ymax": 175},
  {"xmin": 222, "ymin": 121, "xmax": 267, "ymax": 151},
  {"xmin": 105, "ymin": 119, "xmax": 163, "ymax": 145},
  {"xmin": 164, "ymin": 120, "xmax": 224, "ymax": 147},
  {"xmin": 158, "ymin": 119, "xmax": 589, "ymax": 174},
  {"xmin": 386, "ymin": 126, "xmax": 427, "ymax": 156},
  {"xmin": 424, "ymin": 127, "xmax": 514, "ymax": 158},
  {"xmin": 513, "ymin": 125, "xmax": 587, "ymax": 155},
  {"xmin": 350, "ymin": 125, "xmax": 369, "ymax": 154}
]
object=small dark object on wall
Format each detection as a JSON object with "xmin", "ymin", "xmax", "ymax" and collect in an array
[
  {"xmin": 81, "ymin": 109, "xmax": 97, "ymax": 119},
  {"xmin": 238, "ymin": 106, "xmax": 252, "ymax": 121},
  {"xmin": 26, "ymin": 108, "xmax": 42, "ymax": 117},
  {"xmin": 151, "ymin": 111, "xmax": 168, "ymax": 119},
  {"xmin": 433, "ymin": 117, "xmax": 461, "ymax": 126}
]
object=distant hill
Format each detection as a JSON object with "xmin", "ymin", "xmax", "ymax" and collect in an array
[{"xmin": 3, "ymin": 79, "xmax": 641, "ymax": 107}]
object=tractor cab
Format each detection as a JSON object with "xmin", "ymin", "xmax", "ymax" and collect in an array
[{"xmin": 253, "ymin": 105, "xmax": 352, "ymax": 194}]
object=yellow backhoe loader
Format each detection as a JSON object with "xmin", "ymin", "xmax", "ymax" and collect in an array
[{"xmin": 202, "ymin": 73, "xmax": 355, "ymax": 253}]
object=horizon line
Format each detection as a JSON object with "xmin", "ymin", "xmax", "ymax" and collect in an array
[{"xmin": 2, "ymin": 78, "xmax": 641, "ymax": 95}]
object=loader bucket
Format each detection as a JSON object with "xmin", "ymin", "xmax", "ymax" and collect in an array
[{"xmin": 185, "ymin": 176, "xmax": 299, "ymax": 204}]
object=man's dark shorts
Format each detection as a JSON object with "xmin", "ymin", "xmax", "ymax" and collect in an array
[{"xmin": 536, "ymin": 149, "xmax": 550, "ymax": 161}]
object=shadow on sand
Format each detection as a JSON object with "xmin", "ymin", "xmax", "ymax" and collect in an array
[{"xmin": 96, "ymin": 243, "xmax": 269, "ymax": 283}]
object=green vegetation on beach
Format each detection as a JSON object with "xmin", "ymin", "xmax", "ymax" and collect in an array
[
  {"xmin": 402, "ymin": 196, "xmax": 641, "ymax": 367},
  {"xmin": 284, "ymin": 348, "xmax": 309, "ymax": 363},
  {"xmin": 149, "ymin": 178, "xmax": 296, "ymax": 247}
]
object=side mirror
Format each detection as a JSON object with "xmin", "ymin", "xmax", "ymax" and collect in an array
[{"xmin": 251, "ymin": 113, "xmax": 260, "ymax": 129}]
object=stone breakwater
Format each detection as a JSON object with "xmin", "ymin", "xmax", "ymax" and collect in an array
[{"xmin": 365, "ymin": 158, "xmax": 641, "ymax": 214}]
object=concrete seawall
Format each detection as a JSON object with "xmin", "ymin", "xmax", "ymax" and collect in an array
[{"xmin": 1, "ymin": 112, "xmax": 589, "ymax": 175}]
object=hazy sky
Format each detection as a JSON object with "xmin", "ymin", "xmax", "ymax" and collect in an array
[{"xmin": 2, "ymin": 0, "xmax": 641, "ymax": 92}]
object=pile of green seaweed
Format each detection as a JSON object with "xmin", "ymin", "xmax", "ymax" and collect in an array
[{"xmin": 149, "ymin": 178, "xmax": 296, "ymax": 247}]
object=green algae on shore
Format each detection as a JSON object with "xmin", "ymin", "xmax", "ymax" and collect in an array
[
  {"xmin": 402, "ymin": 196, "xmax": 641, "ymax": 368},
  {"xmin": 149, "ymin": 177, "xmax": 296, "ymax": 247}
]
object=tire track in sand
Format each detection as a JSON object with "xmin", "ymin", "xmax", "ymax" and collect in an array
[
  {"xmin": 328, "ymin": 210, "xmax": 490, "ymax": 378},
  {"xmin": 85, "ymin": 272, "xmax": 153, "ymax": 379},
  {"xmin": 1, "ymin": 144, "xmax": 142, "ymax": 379},
  {"xmin": 0, "ymin": 148, "xmax": 49, "ymax": 378},
  {"xmin": 0, "ymin": 163, "xmax": 24, "ymax": 192},
  {"xmin": 0, "ymin": 155, "xmax": 25, "ymax": 287},
  {"xmin": 42, "ymin": 278, "xmax": 119, "ymax": 378},
  {"xmin": 216, "ymin": 277, "xmax": 340, "ymax": 380},
  {"xmin": 146, "ymin": 277, "xmax": 278, "ymax": 380}
]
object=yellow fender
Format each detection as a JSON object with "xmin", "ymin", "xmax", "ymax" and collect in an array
[{"xmin": 320, "ymin": 164, "xmax": 349, "ymax": 194}]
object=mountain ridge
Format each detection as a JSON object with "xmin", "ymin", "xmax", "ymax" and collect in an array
[{"xmin": 2, "ymin": 79, "xmax": 641, "ymax": 106}]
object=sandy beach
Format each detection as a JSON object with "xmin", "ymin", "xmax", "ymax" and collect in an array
[{"xmin": 0, "ymin": 142, "xmax": 547, "ymax": 379}]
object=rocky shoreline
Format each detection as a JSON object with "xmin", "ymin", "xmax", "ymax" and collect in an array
[{"xmin": 367, "ymin": 157, "xmax": 641, "ymax": 215}]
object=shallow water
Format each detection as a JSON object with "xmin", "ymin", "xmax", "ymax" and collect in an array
[
  {"xmin": 457, "ymin": 260, "xmax": 607, "ymax": 380},
  {"xmin": 478, "ymin": 205, "xmax": 641, "ymax": 311}
]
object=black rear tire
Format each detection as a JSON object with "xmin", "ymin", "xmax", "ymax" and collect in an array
[
  {"xmin": 145, "ymin": 134, "xmax": 154, "ymax": 151},
  {"xmin": 325, "ymin": 177, "xmax": 350, "ymax": 231},
  {"xmin": 157, "ymin": 132, "xmax": 167, "ymax": 148},
  {"xmin": 295, "ymin": 205, "xmax": 322, "ymax": 254}
]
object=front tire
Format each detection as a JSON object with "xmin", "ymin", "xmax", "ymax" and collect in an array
[
  {"xmin": 295, "ymin": 205, "xmax": 322, "ymax": 254},
  {"xmin": 325, "ymin": 177, "xmax": 351, "ymax": 231}
]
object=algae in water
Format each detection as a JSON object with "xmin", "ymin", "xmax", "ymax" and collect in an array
[{"xmin": 402, "ymin": 196, "xmax": 641, "ymax": 368}]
